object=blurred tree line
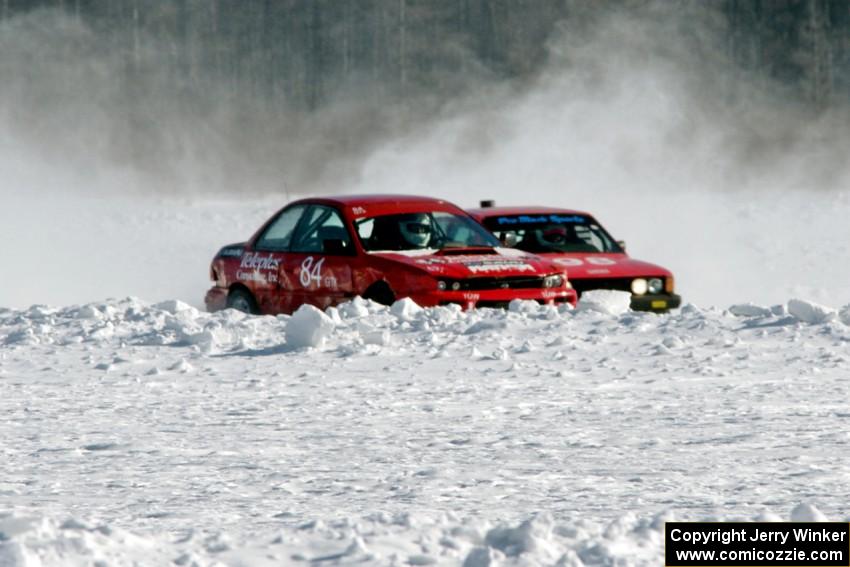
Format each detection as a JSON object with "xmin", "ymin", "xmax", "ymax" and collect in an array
[{"xmin": 2, "ymin": 0, "xmax": 848, "ymax": 110}]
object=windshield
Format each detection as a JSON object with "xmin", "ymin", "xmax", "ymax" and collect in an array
[
  {"xmin": 482, "ymin": 214, "xmax": 622, "ymax": 253},
  {"xmin": 356, "ymin": 211, "xmax": 500, "ymax": 252}
]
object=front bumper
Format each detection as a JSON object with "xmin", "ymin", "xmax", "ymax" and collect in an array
[
  {"xmin": 410, "ymin": 287, "xmax": 578, "ymax": 309},
  {"xmin": 630, "ymin": 293, "xmax": 681, "ymax": 312},
  {"xmin": 205, "ymin": 286, "xmax": 228, "ymax": 313}
]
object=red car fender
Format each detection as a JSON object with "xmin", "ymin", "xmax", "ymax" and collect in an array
[{"xmin": 354, "ymin": 261, "xmax": 435, "ymax": 299}]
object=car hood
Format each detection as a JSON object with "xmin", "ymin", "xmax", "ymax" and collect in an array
[
  {"xmin": 541, "ymin": 253, "xmax": 671, "ymax": 279},
  {"xmin": 369, "ymin": 247, "xmax": 561, "ymax": 278}
]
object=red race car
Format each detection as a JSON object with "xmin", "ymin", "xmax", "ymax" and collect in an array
[
  {"xmin": 467, "ymin": 203, "xmax": 681, "ymax": 312},
  {"xmin": 205, "ymin": 195, "xmax": 577, "ymax": 315}
]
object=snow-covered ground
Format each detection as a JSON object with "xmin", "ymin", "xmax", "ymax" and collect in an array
[{"xmin": 2, "ymin": 293, "xmax": 850, "ymax": 565}]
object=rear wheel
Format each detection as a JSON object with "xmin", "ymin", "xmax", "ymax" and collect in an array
[
  {"xmin": 226, "ymin": 287, "xmax": 259, "ymax": 314},
  {"xmin": 363, "ymin": 281, "xmax": 395, "ymax": 306}
]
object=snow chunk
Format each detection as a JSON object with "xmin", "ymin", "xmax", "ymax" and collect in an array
[
  {"xmin": 168, "ymin": 359, "xmax": 194, "ymax": 374},
  {"xmin": 507, "ymin": 299, "xmax": 538, "ymax": 313},
  {"xmin": 3, "ymin": 328, "xmax": 39, "ymax": 346},
  {"xmin": 787, "ymin": 299, "xmax": 836, "ymax": 324},
  {"xmin": 363, "ymin": 330, "xmax": 391, "ymax": 346},
  {"xmin": 463, "ymin": 547, "xmax": 504, "ymax": 567},
  {"xmin": 578, "ymin": 290, "xmax": 632, "ymax": 316},
  {"xmin": 485, "ymin": 516, "xmax": 551, "ymax": 557},
  {"xmin": 464, "ymin": 319, "xmax": 508, "ymax": 335},
  {"xmin": 790, "ymin": 503, "xmax": 828, "ymax": 522},
  {"xmin": 72, "ymin": 305, "xmax": 103, "ymax": 320},
  {"xmin": 728, "ymin": 303, "xmax": 772, "ymax": 317},
  {"xmin": 338, "ymin": 297, "xmax": 371, "ymax": 319},
  {"xmin": 154, "ymin": 299, "xmax": 196, "ymax": 315},
  {"xmin": 839, "ymin": 305, "xmax": 850, "ymax": 326},
  {"xmin": 391, "ymin": 298, "xmax": 423, "ymax": 321},
  {"xmin": 286, "ymin": 304, "xmax": 336, "ymax": 348}
]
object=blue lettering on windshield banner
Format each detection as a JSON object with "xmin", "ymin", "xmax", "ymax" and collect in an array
[{"xmin": 496, "ymin": 215, "xmax": 587, "ymax": 225}]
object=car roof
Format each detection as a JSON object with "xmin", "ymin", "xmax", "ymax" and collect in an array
[
  {"xmin": 467, "ymin": 206, "xmax": 593, "ymax": 218},
  {"xmin": 290, "ymin": 194, "xmax": 449, "ymax": 207},
  {"xmin": 288, "ymin": 194, "xmax": 465, "ymax": 217}
]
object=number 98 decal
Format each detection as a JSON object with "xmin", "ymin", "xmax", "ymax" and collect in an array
[{"xmin": 553, "ymin": 257, "xmax": 617, "ymax": 267}]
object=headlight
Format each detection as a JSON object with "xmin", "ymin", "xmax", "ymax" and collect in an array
[
  {"xmin": 437, "ymin": 280, "xmax": 462, "ymax": 291},
  {"xmin": 543, "ymin": 274, "xmax": 564, "ymax": 288},
  {"xmin": 631, "ymin": 278, "xmax": 648, "ymax": 295},
  {"xmin": 648, "ymin": 278, "xmax": 663, "ymax": 294}
]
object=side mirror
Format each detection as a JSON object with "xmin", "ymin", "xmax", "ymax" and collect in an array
[
  {"xmin": 617, "ymin": 240, "xmax": 627, "ymax": 251},
  {"xmin": 500, "ymin": 232, "xmax": 518, "ymax": 247},
  {"xmin": 323, "ymin": 238, "xmax": 350, "ymax": 255}
]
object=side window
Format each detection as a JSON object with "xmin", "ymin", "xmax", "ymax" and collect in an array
[
  {"xmin": 255, "ymin": 205, "xmax": 307, "ymax": 251},
  {"xmin": 291, "ymin": 205, "xmax": 353, "ymax": 254}
]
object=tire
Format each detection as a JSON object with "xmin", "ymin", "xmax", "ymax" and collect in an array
[
  {"xmin": 226, "ymin": 287, "xmax": 259, "ymax": 314},
  {"xmin": 363, "ymin": 281, "xmax": 395, "ymax": 306}
]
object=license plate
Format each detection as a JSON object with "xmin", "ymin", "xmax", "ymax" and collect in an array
[{"xmin": 651, "ymin": 300, "xmax": 667, "ymax": 309}]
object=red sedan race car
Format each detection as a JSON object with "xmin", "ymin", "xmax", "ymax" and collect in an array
[
  {"xmin": 467, "ymin": 204, "xmax": 681, "ymax": 312},
  {"xmin": 205, "ymin": 195, "xmax": 577, "ymax": 315}
]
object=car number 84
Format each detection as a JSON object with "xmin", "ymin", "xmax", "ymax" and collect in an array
[{"xmin": 299, "ymin": 257, "xmax": 337, "ymax": 289}]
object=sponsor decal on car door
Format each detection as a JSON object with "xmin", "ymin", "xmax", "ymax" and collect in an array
[{"xmin": 247, "ymin": 204, "xmax": 310, "ymax": 314}]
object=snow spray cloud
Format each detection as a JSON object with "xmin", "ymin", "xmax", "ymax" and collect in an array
[
  {"xmin": 349, "ymin": 2, "xmax": 850, "ymax": 307},
  {"xmin": 1, "ymin": 4, "xmax": 847, "ymax": 201},
  {"xmin": 353, "ymin": 2, "xmax": 850, "ymax": 203},
  {"xmin": 0, "ymin": 8, "xmax": 478, "ymax": 199}
]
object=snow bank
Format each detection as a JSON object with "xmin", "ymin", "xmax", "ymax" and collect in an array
[
  {"xmin": 3, "ymin": 295, "xmax": 850, "ymax": 357},
  {"xmin": 0, "ymin": 506, "xmax": 831, "ymax": 567},
  {"xmin": 0, "ymin": 516, "xmax": 173, "ymax": 567},
  {"xmin": 0, "ymin": 297, "xmax": 239, "ymax": 349}
]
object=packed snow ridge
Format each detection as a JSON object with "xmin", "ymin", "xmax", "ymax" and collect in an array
[
  {"xmin": 0, "ymin": 504, "xmax": 835, "ymax": 567},
  {"xmin": 5, "ymin": 292, "xmax": 849, "ymax": 352},
  {"xmin": 2, "ymin": 292, "xmax": 850, "ymax": 566}
]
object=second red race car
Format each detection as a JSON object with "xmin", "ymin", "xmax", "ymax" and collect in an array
[
  {"xmin": 467, "ymin": 203, "xmax": 681, "ymax": 312},
  {"xmin": 205, "ymin": 195, "xmax": 577, "ymax": 315}
]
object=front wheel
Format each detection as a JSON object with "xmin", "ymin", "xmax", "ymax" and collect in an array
[
  {"xmin": 363, "ymin": 281, "xmax": 395, "ymax": 306},
  {"xmin": 226, "ymin": 288, "xmax": 259, "ymax": 314}
]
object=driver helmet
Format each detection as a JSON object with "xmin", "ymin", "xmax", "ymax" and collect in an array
[
  {"xmin": 399, "ymin": 213, "xmax": 432, "ymax": 248},
  {"xmin": 537, "ymin": 225, "xmax": 567, "ymax": 245}
]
